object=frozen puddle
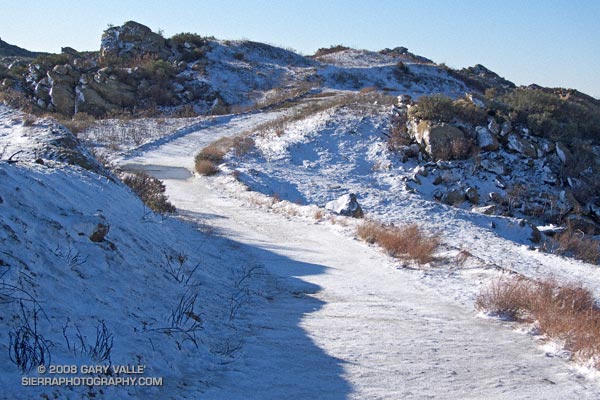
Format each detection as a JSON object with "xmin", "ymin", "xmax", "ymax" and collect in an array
[{"xmin": 121, "ymin": 163, "xmax": 193, "ymax": 180}]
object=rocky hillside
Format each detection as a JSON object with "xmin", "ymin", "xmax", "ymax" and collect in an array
[
  {"xmin": 2, "ymin": 20, "xmax": 599, "ymax": 251},
  {"xmin": 1, "ymin": 21, "xmax": 504, "ymax": 118},
  {"xmin": 394, "ymin": 92, "xmax": 600, "ymax": 242},
  {"xmin": 222, "ymin": 89, "xmax": 600, "ymax": 263}
]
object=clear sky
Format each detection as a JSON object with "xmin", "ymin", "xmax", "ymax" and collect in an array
[{"xmin": 2, "ymin": 0, "xmax": 599, "ymax": 98}]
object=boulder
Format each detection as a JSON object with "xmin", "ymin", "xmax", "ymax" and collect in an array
[
  {"xmin": 76, "ymin": 86, "xmax": 119, "ymax": 116},
  {"xmin": 49, "ymin": 83, "xmax": 76, "ymax": 115},
  {"xmin": 90, "ymin": 223, "xmax": 110, "ymax": 242},
  {"xmin": 413, "ymin": 121, "xmax": 468, "ymax": 161},
  {"xmin": 88, "ymin": 79, "xmax": 136, "ymax": 108},
  {"xmin": 507, "ymin": 134, "xmax": 537, "ymax": 158},
  {"xmin": 34, "ymin": 78, "xmax": 51, "ymax": 102},
  {"xmin": 487, "ymin": 119, "xmax": 500, "ymax": 135},
  {"xmin": 465, "ymin": 187, "xmax": 479, "ymax": 204},
  {"xmin": 441, "ymin": 189, "xmax": 466, "ymax": 205},
  {"xmin": 476, "ymin": 126, "xmax": 499, "ymax": 151},
  {"xmin": 500, "ymin": 121, "xmax": 512, "ymax": 137},
  {"xmin": 101, "ymin": 21, "xmax": 171, "ymax": 60},
  {"xmin": 325, "ymin": 194, "xmax": 364, "ymax": 218},
  {"xmin": 47, "ymin": 64, "xmax": 80, "ymax": 115},
  {"xmin": 472, "ymin": 205, "xmax": 496, "ymax": 215},
  {"xmin": 480, "ymin": 158, "xmax": 505, "ymax": 175}
]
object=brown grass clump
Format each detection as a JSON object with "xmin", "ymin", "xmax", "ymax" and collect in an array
[
  {"xmin": 477, "ymin": 276, "xmax": 600, "ymax": 367},
  {"xmin": 555, "ymin": 228, "xmax": 600, "ymax": 265},
  {"xmin": 195, "ymin": 144, "xmax": 226, "ymax": 164},
  {"xmin": 475, "ymin": 276, "xmax": 532, "ymax": 320},
  {"xmin": 357, "ymin": 221, "xmax": 440, "ymax": 264},
  {"xmin": 313, "ymin": 209, "xmax": 325, "ymax": 220},
  {"xmin": 194, "ymin": 140, "xmax": 229, "ymax": 175},
  {"xmin": 195, "ymin": 159, "xmax": 219, "ymax": 176}
]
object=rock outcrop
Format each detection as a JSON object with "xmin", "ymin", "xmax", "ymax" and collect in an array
[
  {"xmin": 326, "ymin": 194, "xmax": 364, "ymax": 218},
  {"xmin": 100, "ymin": 21, "xmax": 171, "ymax": 61},
  {"xmin": 411, "ymin": 121, "xmax": 469, "ymax": 161}
]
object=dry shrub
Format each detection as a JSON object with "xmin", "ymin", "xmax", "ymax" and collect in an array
[
  {"xmin": 313, "ymin": 209, "xmax": 325, "ymax": 220},
  {"xmin": 555, "ymin": 228, "xmax": 600, "ymax": 265},
  {"xmin": 477, "ymin": 276, "xmax": 600, "ymax": 367},
  {"xmin": 475, "ymin": 276, "xmax": 532, "ymax": 320},
  {"xmin": 195, "ymin": 160, "xmax": 219, "ymax": 176},
  {"xmin": 60, "ymin": 112, "xmax": 97, "ymax": 135},
  {"xmin": 387, "ymin": 124, "xmax": 412, "ymax": 151},
  {"xmin": 357, "ymin": 221, "xmax": 439, "ymax": 264},
  {"xmin": 456, "ymin": 249, "xmax": 473, "ymax": 265},
  {"xmin": 122, "ymin": 172, "xmax": 175, "ymax": 213},
  {"xmin": 195, "ymin": 144, "xmax": 225, "ymax": 164},
  {"xmin": 231, "ymin": 136, "xmax": 254, "ymax": 156},
  {"xmin": 359, "ymin": 86, "xmax": 377, "ymax": 94}
]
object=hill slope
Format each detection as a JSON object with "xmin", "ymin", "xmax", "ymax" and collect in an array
[
  {"xmin": 0, "ymin": 105, "xmax": 273, "ymax": 399},
  {"xmin": 0, "ymin": 38, "xmax": 43, "ymax": 58}
]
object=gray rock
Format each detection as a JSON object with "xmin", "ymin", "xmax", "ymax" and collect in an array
[
  {"xmin": 507, "ymin": 134, "xmax": 538, "ymax": 158},
  {"xmin": 90, "ymin": 223, "xmax": 110, "ymax": 242},
  {"xmin": 465, "ymin": 187, "xmax": 479, "ymax": 204},
  {"xmin": 500, "ymin": 121, "xmax": 512, "ymax": 137},
  {"xmin": 441, "ymin": 189, "xmax": 466, "ymax": 205},
  {"xmin": 476, "ymin": 126, "xmax": 499, "ymax": 151},
  {"xmin": 412, "ymin": 121, "xmax": 468, "ymax": 161},
  {"xmin": 480, "ymin": 159, "xmax": 505, "ymax": 175},
  {"xmin": 487, "ymin": 119, "xmax": 500, "ymax": 135},
  {"xmin": 49, "ymin": 83, "xmax": 76, "ymax": 115},
  {"xmin": 325, "ymin": 193, "xmax": 364, "ymax": 218},
  {"xmin": 76, "ymin": 86, "xmax": 119, "ymax": 116},
  {"xmin": 101, "ymin": 21, "xmax": 171, "ymax": 60},
  {"xmin": 89, "ymin": 79, "xmax": 136, "ymax": 107},
  {"xmin": 472, "ymin": 205, "xmax": 496, "ymax": 215}
]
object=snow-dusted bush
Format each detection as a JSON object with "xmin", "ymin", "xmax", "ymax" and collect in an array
[
  {"xmin": 122, "ymin": 172, "xmax": 176, "ymax": 213},
  {"xmin": 409, "ymin": 94, "xmax": 487, "ymax": 126},
  {"xmin": 9, "ymin": 304, "xmax": 52, "ymax": 373},
  {"xmin": 408, "ymin": 94, "xmax": 455, "ymax": 123}
]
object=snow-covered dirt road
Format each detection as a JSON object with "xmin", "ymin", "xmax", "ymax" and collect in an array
[{"xmin": 122, "ymin": 115, "xmax": 599, "ymax": 399}]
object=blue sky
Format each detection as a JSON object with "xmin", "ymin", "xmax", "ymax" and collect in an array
[{"xmin": 2, "ymin": 1, "xmax": 599, "ymax": 97}]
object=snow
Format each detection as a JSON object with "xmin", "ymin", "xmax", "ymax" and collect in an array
[
  {"xmin": 114, "ymin": 98, "xmax": 600, "ymax": 397},
  {"xmin": 0, "ymin": 105, "xmax": 279, "ymax": 399},
  {"xmin": 3, "ymin": 43, "xmax": 600, "ymax": 398}
]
